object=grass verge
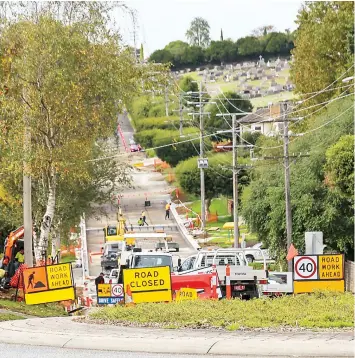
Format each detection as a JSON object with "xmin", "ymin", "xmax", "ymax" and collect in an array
[
  {"xmin": 88, "ymin": 291, "xmax": 354, "ymax": 330},
  {"xmin": 0, "ymin": 299, "xmax": 68, "ymax": 318},
  {"xmin": 0, "ymin": 312, "xmax": 27, "ymax": 321}
]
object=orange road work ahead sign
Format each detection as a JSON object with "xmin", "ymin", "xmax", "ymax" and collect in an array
[
  {"xmin": 23, "ymin": 266, "xmax": 48, "ymax": 293},
  {"xmin": 24, "ymin": 263, "xmax": 75, "ymax": 305}
]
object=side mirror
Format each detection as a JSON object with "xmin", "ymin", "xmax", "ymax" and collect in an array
[{"xmin": 173, "ymin": 266, "xmax": 179, "ymax": 272}]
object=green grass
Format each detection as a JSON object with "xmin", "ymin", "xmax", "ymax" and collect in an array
[
  {"xmin": 88, "ymin": 291, "xmax": 354, "ymax": 330},
  {"xmin": 0, "ymin": 299, "xmax": 68, "ymax": 317},
  {"xmin": 250, "ymin": 91, "xmax": 294, "ymax": 108},
  {"xmin": 209, "ymin": 197, "xmax": 229, "ymax": 216},
  {"xmin": 60, "ymin": 254, "xmax": 76, "ymax": 263},
  {"xmin": 0, "ymin": 312, "xmax": 27, "ymax": 321}
]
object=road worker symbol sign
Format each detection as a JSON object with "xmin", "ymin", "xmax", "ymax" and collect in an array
[
  {"xmin": 24, "ymin": 263, "xmax": 75, "ymax": 305},
  {"xmin": 23, "ymin": 266, "xmax": 48, "ymax": 293},
  {"xmin": 123, "ymin": 266, "xmax": 172, "ymax": 303},
  {"xmin": 318, "ymin": 254, "xmax": 344, "ymax": 280},
  {"xmin": 294, "ymin": 256, "xmax": 317, "ymax": 280}
]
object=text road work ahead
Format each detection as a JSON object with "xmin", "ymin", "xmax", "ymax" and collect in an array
[
  {"xmin": 48, "ymin": 264, "xmax": 72, "ymax": 289},
  {"xmin": 320, "ymin": 256, "xmax": 343, "ymax": 279}
]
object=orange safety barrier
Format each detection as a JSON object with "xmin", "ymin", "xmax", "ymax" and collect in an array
[{"xmin": 226, "ymin": 264, "xmax": 231, "ymax": 299}]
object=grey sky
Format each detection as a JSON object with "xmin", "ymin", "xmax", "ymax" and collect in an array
[{"xmin": 116, "ymin": 0, "xmax": 304, "ymax": 57}]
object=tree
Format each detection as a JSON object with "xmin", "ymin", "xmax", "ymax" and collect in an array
[
  {"xmin": 241, "ymin": 97, "xmax": 354, "ymax": 262},
  {"xmin": 186, "ymin": 17, "xmax": 210, "ymax": 48},
  {"xmin": 252, "ymin": 25, "xmax": 276, "ymax": 38},
  {"xmin": 324, "ymin": 135, "xmax": 354, "ymax": 199},
  {"xmin": 236, "ymin": 36, "xmax": 263, "ymax": 56},
  {"xmin": 290, "ymin": 2, "xmax": 354, "ymax": 108},
  {"xmin": 205, "ymin": 92, "xmax": 253, "ymax": 132},
  {"xmin": 264, "ymin": 32, "xmax": 288, "ymax": 54},
  {"xmin": 0, "ymin": 8, "xmax": 145, "ymax": 260},
  {"xmin": 206, "ymin": 40, "xmax": 238, "ymax": 64}
]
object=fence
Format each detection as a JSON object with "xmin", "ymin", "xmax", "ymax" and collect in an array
[{"xmin": 345, "ymin": 260, "xmax": 354, "ymax": 293}]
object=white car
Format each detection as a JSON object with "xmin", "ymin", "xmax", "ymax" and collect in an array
[{"xmin": 244, "ymin": 243, "xmax": 274, "ymax": 263}]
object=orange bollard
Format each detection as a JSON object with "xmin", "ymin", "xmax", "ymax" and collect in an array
[{"xmin": 226, "ymin": 264, "xmax": 231, "ymax": 299}]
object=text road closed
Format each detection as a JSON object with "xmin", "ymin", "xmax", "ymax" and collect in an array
[{"xmin": 126, "ymin": 267, "xmax": 171, "ymax": 292}]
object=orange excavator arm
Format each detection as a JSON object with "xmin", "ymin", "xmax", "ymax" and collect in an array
[{"xmin": 4, "ymin": 226, "xmax": 25, "ymax": 260}]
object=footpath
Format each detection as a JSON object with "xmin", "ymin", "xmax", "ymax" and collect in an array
[{"xmin": 0, "ymin": 316, "xmax": 353, "ymax": 357}]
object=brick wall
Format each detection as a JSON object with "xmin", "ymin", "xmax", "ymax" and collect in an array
[{"xmin": 345, "ymin": 260, "xmax": 354, "ymax": 293}]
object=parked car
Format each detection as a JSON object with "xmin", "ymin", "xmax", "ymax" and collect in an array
[
  {"xmin": 130, "ymin": 143, "xmax": 142, "ymax": 152},
  {"xmin": 244, "ymin": 242, "xmax": 274, "ymax": 263}
]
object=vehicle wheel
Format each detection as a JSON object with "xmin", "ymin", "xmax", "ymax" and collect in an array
[
  {"xmin": 246, "ymin": 255, "xmax": 254, "ymax": 263},
  {"xmin": 176, "ymin": 248, "xmax": 179, "ymax": 252}
]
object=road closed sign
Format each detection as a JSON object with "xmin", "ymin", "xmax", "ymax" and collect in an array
[
  {"xmin": 123, "ymin": 266, "xmax": 172, "ymax": 303},
  {"xmin": 294, "ymin": 256, "xmax": 318, "ymax": 280}
]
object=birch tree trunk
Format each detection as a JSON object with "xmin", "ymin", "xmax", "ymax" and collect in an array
[{"xmin": 34, "ymin": 172, "xmax": 56, "ymax": 263}]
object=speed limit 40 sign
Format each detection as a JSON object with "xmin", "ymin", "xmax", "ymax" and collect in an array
[{"xmin": 294, "ymin": 256, "xmax": 318, "ymax": 280}]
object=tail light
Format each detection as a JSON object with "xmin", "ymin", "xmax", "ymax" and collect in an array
[
  {"xmin": 259, "ymin": 279, "xmax": 268, "ymax": 284},
  {"xmin": 234, "ymin": 285, "xmax": 245, "ymax": 291},
  {"xmin": 109, "ymin": 279, "xmax": 112, "ymax": 284}
]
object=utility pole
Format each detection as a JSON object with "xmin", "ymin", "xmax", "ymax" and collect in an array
[
  {"xmin": 23, "ymin": 89, "xmax": 33, "ymax": 267},
  {"xmin": 282, "ymin": 102, "xmax": 293, "ymax": 272},
  {"xmin": 199, "ymin": 80, "xmax": 206, "ymax": 232},
  {"xmin": 165, "ymin": 84, "xmax": 169, "ymax": 117},
  {"xmin": 179, "ymin": 93, "xmax": 183, "ymax": 136},
  {"xmin": 232, "ymin": 114, "xmax": 239, "ymax": 248}
]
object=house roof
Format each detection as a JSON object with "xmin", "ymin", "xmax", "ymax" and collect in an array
[
  {"xmin": 239, "ymin": 102, "xmax": 294, "ymax": 124},
  {"xmin": 239, "ymin": 107, "xmax": 270, "ymax": 124}
]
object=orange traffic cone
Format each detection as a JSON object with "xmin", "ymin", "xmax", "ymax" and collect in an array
[{"xmin": 125, "ymin": 284, "xmax": 133, "ymax": 304}]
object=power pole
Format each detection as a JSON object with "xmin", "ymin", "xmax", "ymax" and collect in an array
[
  {"xmin": 23, "ymin": 91, "xmax": 33, "ymax": 267},
  {"xmin": 179, "ymin": 93, "xmax": 183, "ymax": 136},
  {"xmin": 282, "ymin": 102, "xmax": 293, "ymax": 272},
  {"xmin": 199, "ymin": 80, "xmax": 206, "ymax": 232},
  {"xmin": 165, "ymin": 84, "xmax": 169, "ymax": 117},
  {"xmin": 232, "ymin": 114, "xmax": 239, "ymax": 248}
]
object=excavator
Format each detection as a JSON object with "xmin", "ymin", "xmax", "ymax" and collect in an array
[{"xmin": 2, "ymin": 226, "xmax": 34, "ymax": 278}]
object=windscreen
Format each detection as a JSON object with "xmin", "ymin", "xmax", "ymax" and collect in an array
[{"xmin": 133, "ymin": 255, "xmax": 172, "ymax": 268}]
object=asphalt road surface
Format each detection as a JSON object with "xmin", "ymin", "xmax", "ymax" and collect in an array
[
  {"xmin": 0, "ymin": 343, "xmax": 298, "ymax": 358},
  {"xmin": 85, "ymin": 113, "xmax": 196, "ymax": 277}
]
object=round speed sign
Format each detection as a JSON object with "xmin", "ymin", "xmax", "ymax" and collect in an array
[
  {"xmin": 294, "ymin": 256, "xmax": 318, "ymax": 280},
  {"xmin": 111, "ymin": 284, "xmax": 124, "ymax": 297}
]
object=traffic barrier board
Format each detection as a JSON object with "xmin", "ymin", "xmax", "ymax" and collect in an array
[
  {"xmin": 294, "ymin": 256, "xmax": 318, "ymax": 280},
  {"xmin": 123, "ymin": 266, "xmax": 172, "ymax": 303},
  {"xmin": 176, "ymin": 288, "xmax": 198, "ymax": 301}
]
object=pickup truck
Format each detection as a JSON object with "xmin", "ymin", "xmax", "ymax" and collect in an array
[
  {"xmin": 178, "ymin": 248, "xmax": 268, "ymax": 299},
  {"xmin": 106, "ymin": 251, "xmax": 176, "ymax": 284},
  {"xmin": 243, "ymin": 242, "xmax": 274, "ymax": 263}
]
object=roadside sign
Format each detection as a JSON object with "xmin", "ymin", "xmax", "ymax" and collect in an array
[
  {"xmin": 294, "ymin": 280, "xmax": 345, "ymax": 294},
  {"xmin": 98, "ymin": 297, "xmax": 123, "ymax": 304},
  {"xmin": 176, "ymin": 288, "xmax": 198, "ymax": 301},
  {"xmin": 24, "ymin": 263, "xmax": 75, "ymax": 305},
  {"xmin": 293, "ymin": 254, "xmax": 345, "ymax": 294},
  {"xmin": 123, "ymin": 266, "xmax": 172, "ymax": 303},
  {"xmin": 318, "ymin": 254, "xmax": 344, "ymax": 280},
  {"xmin": 111, "ymin": 284, "xmax": 123, "ymax": 297},
  {"xmin": 294, "ymin": 256, "xmax": 318, "ymax": 280},
  {"xmin": 97, "ymin": 283, "xmax": 124, "ymax": 305},
  {"xmin": 97, "ymin": 283, "xmax": 111, "ymax": 297}
]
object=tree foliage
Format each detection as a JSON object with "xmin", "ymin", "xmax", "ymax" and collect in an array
[
  {"xmin": 149, "ymin": 29, "xmax": 294, "ymax": 69},
  {"xmin": 0, "ymin": 3, "xmax": 162, "ymax": 259},
  {"xmin": 241, "ymin": 98, "xmax": 354, "ymax": 261},
  {"xmin": 185, "ymin": 17, "xmax": 211, "ymax": 48},
  {"xmin": 205, "ymin": 92, "xmax": 253, "ymax": 132},
  {"xmin": 290, "ymin": 2, "xmax": 354, "ymax": 107}
]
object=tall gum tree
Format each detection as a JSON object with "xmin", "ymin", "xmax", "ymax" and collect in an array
[{"xmin": 0, "ymin": 14, "xmax": 149, "ymax": 261}]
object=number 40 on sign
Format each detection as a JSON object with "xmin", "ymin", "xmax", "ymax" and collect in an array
[{"xmin": 294, "ymin": 256, "xmax": 318, "ymax": 280}]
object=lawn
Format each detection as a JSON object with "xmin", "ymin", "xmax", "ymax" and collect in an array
[
  {"xmin": 189, "ymin": 197, "xmax": 229, "ymax": 216},
  {"xmin": 250, "ymin": 91, "xmax": 294, "ymax": 108},
  {"xmin": 0, "ymin": 299, "xmax": 67, "ymax": 317},
  {"xmin": 88, "ymin": 291, "xmax": 354, "ymax": 330},
  {"xmin": 60, "ymin": 254, "xmax": 76, "ymax": 263},
  {"xmin": 0, "ymin": 312, "xmax": 26, "ymax": 321}
]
